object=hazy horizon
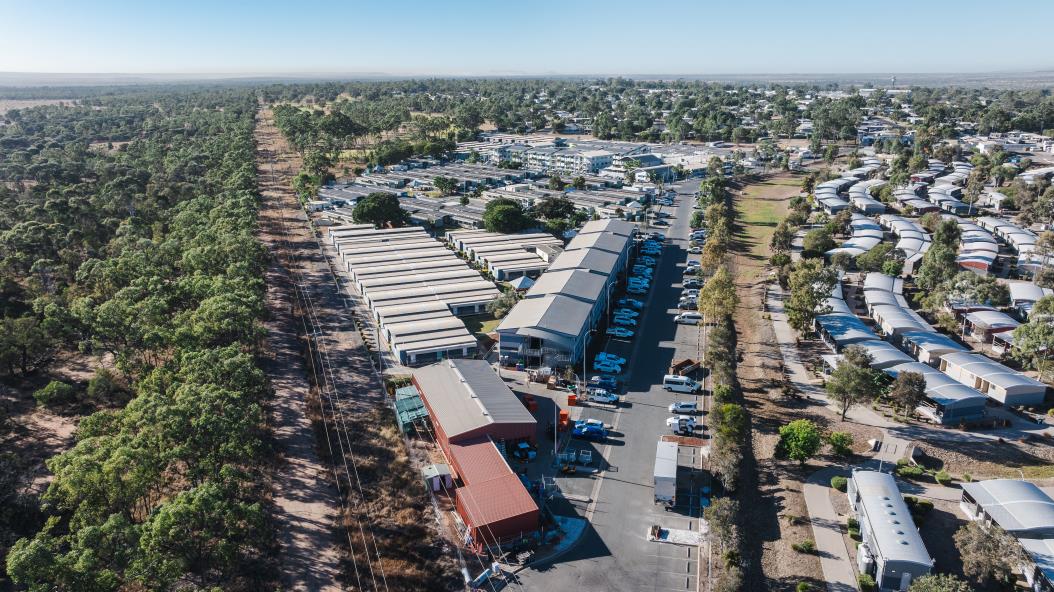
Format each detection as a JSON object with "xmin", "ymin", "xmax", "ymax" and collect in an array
[{"xmin": 3, "ymin": 0, "xmax": 1052, "ymax": 77}]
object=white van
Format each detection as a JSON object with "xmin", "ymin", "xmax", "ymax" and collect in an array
[
  {"xmin": 663, "ymin": 374, "xmax": 699, "ymax": 393},
  {"xmin": 674, "ymin": 312, "xmax": 702, "ymax": 324}
]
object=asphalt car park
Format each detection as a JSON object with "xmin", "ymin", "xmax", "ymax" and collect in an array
[{"xmin": 523, "ymin": 179, "xmax": 710, "ymax": 592}]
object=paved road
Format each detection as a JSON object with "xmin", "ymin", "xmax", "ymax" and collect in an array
[{"xmin": 520, "ymin": 180, "xmax": 711, "ymax": 592}]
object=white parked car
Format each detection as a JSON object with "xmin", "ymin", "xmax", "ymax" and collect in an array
[
  {"xmin": 613, "ymin": 308, "xmax": 639, "ymax": 318},
  {"xmin": 606, "ymin": 326, "xmax": 635, "ymax": 338},
  {"xmin": 593, "ymin": 361, "xmax": 622, "ymax": 374},
  {"xmin": 589, "ymin": 391, "xmax": 620, "ymax": 404},
  {"xmin": 668, "ymin": 401, "xmax": 699, "ymax": 414},
  {"xmin": 687, "ymin": 246, "xmax": 702, "ymax": 254},
  {"xmin": 612, "ymin": 316, "xmax": 637, "ymax": 327},
  {"xmin": 666, "ymin": 415, "xmax": 697, "ymax": 430},
  {"xmin": 682, "ymin": 289, "xmax": 699, "ymax": 299},
  {"xmin": 674, "ymin": 312, "xmax": 703, "ymax": 325}
]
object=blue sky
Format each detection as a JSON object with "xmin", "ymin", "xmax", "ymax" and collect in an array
[{"xmin": 2, "ymin": 0, "xmax": 1052, "ymax": 75}]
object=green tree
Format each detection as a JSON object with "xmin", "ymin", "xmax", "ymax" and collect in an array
[
  {"xmin": 133, "ymin": 480, "xmax": 267, "ymax": 589},
  {"xmin": 827, "ymin": 431, "xmax": 854, "ymax": 456},
  {"xmin": 770, "ymin": 220, "xmax": 795, "ymax": 255},
  {"xmin": 954, "ymin": 521, "xmax": 1025, "ymax": 587},
  {"xmin": 1012, "ymin": 297, "xmax": 1054, "ymax": 379},
  {"xmin": 856, "ymin": 243, "xmax": 894, "ymax": 273},
  {"xmin": 826, "ymin": 345, "xmax": 883, "ymax": 420},
  {"xmin": 534, "ymin": 196, "xmax": 575, "ymax": 220},
  {"xmin": 571, "ymin": 176, "xmax": 586, "ymax": 190},
  {"xmin": 352, "ymin": 192, "xmax": 410, "ymax": 227},
  {"xmin": 704, "ymin": 497, "xmax": 740, "ymax": 552},
  {"xmin": 0, "ymin": 316, "xmax": 53, "ymax": 376},
  {"xmin": 485, "ymin": 290, "xmax": 520, "ymax": 318},
  {"xmin": 547, "ymin": 175, "xmax": 565, "ymax": 191},
  {"xmin": 786, "ymin": 260, "xmax": 837, "ymax": 335},
  {"xmin": 889, "ymin": 371, "xmax": 927, "ymax": 416},
  {"xmin": 697, "ymin": 266, "xmax": 738, "ymax": 321},
  {"xmin": 915, "ymin": 243, "xmax": 959, "ymax": 293},
  {"xmin": 432, "ymin": 176, "xmax": 457, "ymax": 196},
  {"xmin": 776, "ymin": 419, "xmax": 822, "ymax": 464},
  {"xmin": 483, "ymin": 201, "xmax": 532, "ymax": 233},
  {"xmin": 907, "ymin": 574, "xmax": 971, "ymax": 592},
  {"xmin": 802, "ymin": 228, "xmax": 835, "ymax": 257}
]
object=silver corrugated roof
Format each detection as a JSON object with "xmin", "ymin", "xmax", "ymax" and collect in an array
[{"xmin": 414, "ymin": 359, "xmax": 536, "ymax": 441}]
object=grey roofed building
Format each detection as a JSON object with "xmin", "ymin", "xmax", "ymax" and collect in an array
[
  {"xmin": 871, "ymin": 305, "xmax": 931, "ymax": 338},
  {"xmin": 565, "ymin": 231, "xmax": 631, "ymax": 255},
  {"xmin": 961, "ymin": 480, "xmax": 1054, "ymax": 538},
  {"xmin": 814, "ymin": 313, "xmax": 880, "ymax": 350},
  {"xmin": 578, "ymin": 217, "xmax": 637, "ymax": 237},
  {"xmin": 883, "ymin": 361, "xmax": 987, "ymax": 424},
  {"xmin": 848, "ymin": 470, "xmax": 933, "ymax": 590},
  {"xmin": 547, "ymin": 248, "xmax": 619, "ymax": 277},
  {"xmin": 864, "ymin": 272, "xmax": 904, "ymax": 294},
  {"xmin": 938, "ymin": 351, "xmax": 1047, "ymax": 406},
  {"xmin": 852, "ymin": 340, "xmax": 914, "ymax": 370},
  {"xmin": 525, "ymin": 268, "xmax": 606, "ymax": 304},
  {"xmin": 412, "ymin": 359, "xmax": 536, "ymax": 443},
  {"xmin": 497, "ymin": 294, "xmax": 592, "ymax": 348},
  {"xmin": 900, "ymin": 331, "xmax": 967, "ymax": 365}
]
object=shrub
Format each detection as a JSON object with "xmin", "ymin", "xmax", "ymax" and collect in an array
[
  {"xmin": 792, "ymin": 539, "xmax": 816, "ymax": 554},
  {"xmin": 847, "ymin": 517, "xmax": 859, "ymax": 530},
  {"xmin": 713, "ymin": 565, "xmax": 743, "ymax": 592},
  {"xmin": 86, "ymin": 367, "xmax": 125, "ymax": 404},
  {"xmin": 934, "ymin": 470, "xmax": 951, "ymax": 485},
  {"xmin": 897, "ymin": 464, "xmax": 925, "ymax": 480},
  {"xmin": 962, "ymin": 473, "xmax": 972, "ymax": 482},
  {"xmin": 770, "ymin": 253, "xmax": 791, "ymax": 267},
  {"xmin": 33, "ymin": 380, "xmax": 75, "ymax": 407},
  {"xmin": 827, "ymin": 431, "xmax": 854, "ymax": 456},
  {"xmin": 796, "ymin": 583, "xmax": 813, "ymax": 592},
  {"xmin": 712, "ymin": 383, "xmax": 734, "ymax": 404},
  {"xmin": 830, "ymin": 476, "xmax": 848, "ymax": 492},
  {"xmin": 858, "ymin": 574, "xmax": 876, "ymax": 591}
]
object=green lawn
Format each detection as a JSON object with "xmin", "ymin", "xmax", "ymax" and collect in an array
[
  {"xmin": 462, "ymin": 314, "xmax": 501, "ymax": 339},
  {"xmin": 734, "ymin": 176, "xmax": 798, "ymax": 278}
]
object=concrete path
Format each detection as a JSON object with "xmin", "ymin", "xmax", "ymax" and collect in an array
[
  {"xmin": 803, "ymin": 466, "xmax": 858, "ymax": 592},
  {"xmin": 766, "ymin": 284, "xmax": 910, "ymax": 459}
]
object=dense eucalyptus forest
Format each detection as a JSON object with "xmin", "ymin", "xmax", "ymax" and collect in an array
[{"xmin": 0, "ymin": 88, "xmax": 273, "ymax": 590}]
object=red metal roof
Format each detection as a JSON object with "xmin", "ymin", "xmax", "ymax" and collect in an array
[
  {"xmin": 448, "ymin": 437, "xmax": 539, "ymax": 532},
  {"xmin": 447, "ymin": 437, "xmax": 514, "ymax": 485},
  {"xmin": 456, "ymin": 473, "xmax": 539, "ymax": 530}
]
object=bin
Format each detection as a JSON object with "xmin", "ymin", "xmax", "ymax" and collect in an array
[{"xmin": 566, "ymin": 394, "xmax": 577, "ymax": 407}]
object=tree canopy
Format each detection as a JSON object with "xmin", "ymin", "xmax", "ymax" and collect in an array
[{"xmin": 353, "ymin": 192, "xmax": 410, "ymax": 227}]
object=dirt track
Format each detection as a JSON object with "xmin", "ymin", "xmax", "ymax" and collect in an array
[{"xmin": 256, "ymin": 108, "xmax": 345, "ymax": 591}]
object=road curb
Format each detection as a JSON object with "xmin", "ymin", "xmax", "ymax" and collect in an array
[{"xmin": 509, "ymin": 516, "xmax": 590, "ymax": 575}]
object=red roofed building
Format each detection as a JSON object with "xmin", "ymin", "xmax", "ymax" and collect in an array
[
  {"xmin": 449, "ymin": 438, "xmax": 540, "ymax": 549},
  {"xmin": 412, "ymin": 359, "xmax": 540, "ymax": 551}
]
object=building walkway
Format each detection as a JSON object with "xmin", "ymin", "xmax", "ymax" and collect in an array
[
  {"xmin": 803, "ymin": 466, "xmax": 857, "ymax": 592},
  {"xmin": 766, "ymin": 284, "xmax": 909, "ymax": 460}
]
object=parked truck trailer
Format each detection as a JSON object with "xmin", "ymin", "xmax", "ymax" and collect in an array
[{"xmin": 654, "ymin": 440, "xmax": 678, "ymax": 509}]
